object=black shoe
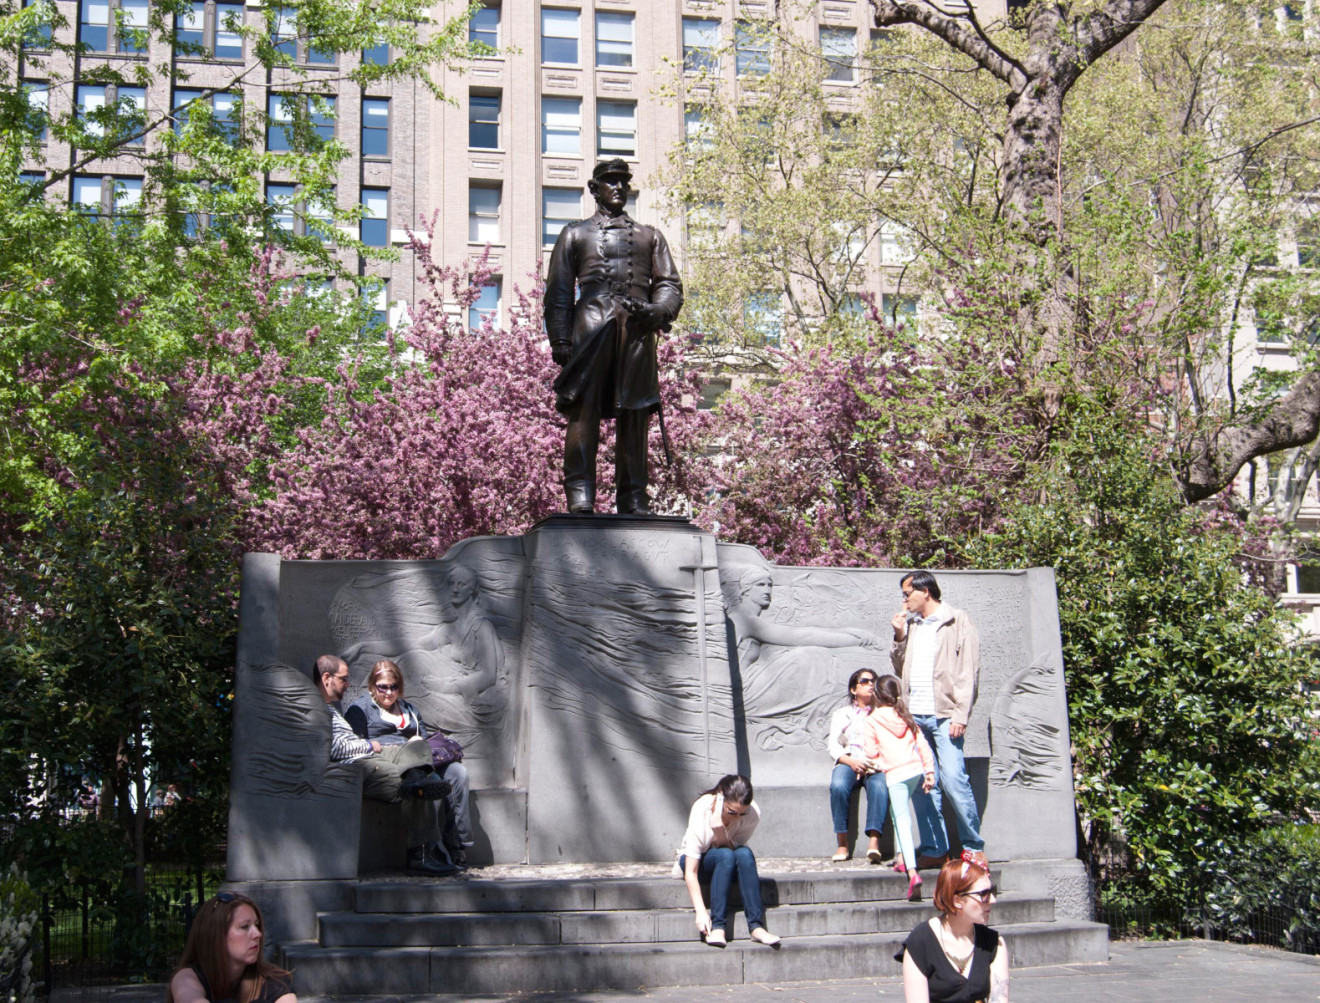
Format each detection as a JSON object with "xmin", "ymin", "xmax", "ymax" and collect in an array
[
  {"xmin": 431, "ymin": 842, "xmax": 466, "ymax": 871},
  {"xmin": 406, "ymin": 844, "xmax": 458, "ymax": 876},
  {"xmin": 404, "ymin": 774, "xmax": 452, "ymax": 800},
  {"xmin": 399, "ymin": 765, "xmax": 433, "ymax": 787}
]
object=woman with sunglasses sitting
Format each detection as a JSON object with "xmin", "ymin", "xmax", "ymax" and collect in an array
[
  {"xmin": 346, "ymin": 659, "xmax": 471, "ymax": 868},
  {"xmin": 826, "ymin": 668, "xmax": 888, "ymax": 863},
  {"xmin": 167, "ymin": 893, "xmax": 294, "ymax": 1003},
  {"xmin": 896, "ymin": 858, "xmax": 1009, "ymax": 1002},
  {"xmin": 673, "ymin": 774, "xmax": 781, "ymax": 948}
]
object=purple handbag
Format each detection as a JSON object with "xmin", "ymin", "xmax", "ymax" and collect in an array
[{"xmin": 427, "ymin": 730, "xmax": 464, "ymax": 768}]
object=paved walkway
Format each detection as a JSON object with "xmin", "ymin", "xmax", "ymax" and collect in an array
[
  {"xmin": 304, "ymin": 942, "xmax": 1319, "ymax": 1002},
  {"xmin": 57, "ymin": 940, "xmax": 1320, "ymax": 1003}
]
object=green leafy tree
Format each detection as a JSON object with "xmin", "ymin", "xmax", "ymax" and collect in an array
[
  {"xmin": 0, "ymin": 0, "xmax": 481, "ymax": 937},
  {"xmin": 966, "ymin": 400, "xmax": 1320, "ymax": 909}
]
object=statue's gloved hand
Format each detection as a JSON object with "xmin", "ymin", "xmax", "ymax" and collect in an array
[
  {"xmin": 622, "ymin": 298, "xmax": 666, "ymax": 331},
  {"xmin": 551, "ymin": 340, "xmax": 571, "ymax": 366}
]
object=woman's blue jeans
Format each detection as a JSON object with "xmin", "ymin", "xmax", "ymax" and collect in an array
[
  {"xmin": 679, "ymin": 847, "xmax": 766, "ymax": 930},
  {"xmin": 830, "ymin": 763, "xmax": 890, "ymax": 835}
]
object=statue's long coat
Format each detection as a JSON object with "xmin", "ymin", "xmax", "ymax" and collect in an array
[{"xmin": 544, "ymin": 210, "xmax": 683, "ymax": 417}]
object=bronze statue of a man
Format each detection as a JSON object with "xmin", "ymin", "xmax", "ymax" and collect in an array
[{"xmin": 545, "ymin": 159, "xmax": 684, "ymax": 515}]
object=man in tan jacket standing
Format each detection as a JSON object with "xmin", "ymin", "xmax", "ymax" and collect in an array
[{"xmin": 890, "ymin": 570, "xmax": 988, "ymax": 869}]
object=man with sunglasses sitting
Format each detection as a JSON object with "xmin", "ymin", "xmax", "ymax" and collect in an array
[{"xmin": 315, "ymin": 654, "xmax": 457, "ymax": 875}]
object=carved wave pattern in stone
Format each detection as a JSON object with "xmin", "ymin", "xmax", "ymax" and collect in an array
[
  {"xmin": 238, "ymin": 662, "xmax": 360, "ymax": 800},
  {"xmin": 528, "ymin": 566, "xmax": 733, "ymax": 767},
  {"xmin": 989, "ymin": 662, "xmax": 1069, "ymax": 791}
]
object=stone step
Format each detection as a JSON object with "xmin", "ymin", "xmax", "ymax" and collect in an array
[
  {"xmin": 318, "ymin": 892, "xmax": 1054, "ymax": 947},
  {"xmin": 282, "ymin": 919, "xmax": 1110, "ymax": 994},
  {"xmin": 353, "ymin": 867, "xmax": 958, "ymax": 914}
]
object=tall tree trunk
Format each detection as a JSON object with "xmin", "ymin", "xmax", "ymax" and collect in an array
[{"xmin": 870, "ymin": 0, "xmax": 1320, "ymax": 501}]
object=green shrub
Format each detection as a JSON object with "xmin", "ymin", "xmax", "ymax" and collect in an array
[
  {"xmin": 968, "ymin": 399, "xmax": 1320, "ymax": 912},
  {"xmin": 1197, "ymin": 823, "xmax": 1320, "ymax": 952}
]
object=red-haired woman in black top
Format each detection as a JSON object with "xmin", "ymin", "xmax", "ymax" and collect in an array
[{"xmin": 896, "ymin": 859, "xmax": 1009, "ymax": 1002}]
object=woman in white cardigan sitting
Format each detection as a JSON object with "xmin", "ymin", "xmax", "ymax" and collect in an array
[
  {"xmin": 826, "ymin": 669, "xmax": 888, "ymax": 862},
  {"xmin": 674, "ymin": 774, "xmax": 781, "ymax": 948}
]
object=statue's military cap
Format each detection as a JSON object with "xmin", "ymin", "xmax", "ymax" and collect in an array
[{"xmin": 592, "ymin": 158, "xmax": 632, "ymax": 182}]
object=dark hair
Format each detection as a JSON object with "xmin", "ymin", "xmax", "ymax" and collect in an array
[
  {"xmin": 873, "ymin": 676, "xmax": 920, "ymax": 740},
  {"xmin": 933, "ymin": 858, "xmax": 990, "ymax": 916},
  {"xmin": 700, "ymin": 774, "xmax": 753, "ymax": 806},
  {"xmin": 901, "ymin": 570, "xmax": 941, "ymax": 601},
  {"xmin": 315, "ymin": 653, "xmax": 345, "ymax": 683},
  {"xmin": 847, "ymin": 668, "xmax": 879, "ymax": 705},
  {"xmin": 167, "ymin": 893, "xmax": 289, "ymax": 1003}
]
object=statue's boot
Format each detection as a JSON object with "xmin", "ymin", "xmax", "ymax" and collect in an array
[{"xmin": 565, "ymin": 480, "xmax": 596, "ymax": 514}]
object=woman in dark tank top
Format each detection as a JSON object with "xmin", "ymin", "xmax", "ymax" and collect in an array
[{"xmin": 895, "ymin": 858, "xmax": 1009, "ymax": 1002}]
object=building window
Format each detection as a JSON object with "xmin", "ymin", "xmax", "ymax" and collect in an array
[
  {"xmin": 73, "ymin": 174, "xmax": 142, "ymax": 219},
  {"xmin": 360, "ymin": 187, "xmax": 388, "ymax": 246},
  {"xmin": 177, "ymin": 1, "xmax": 244, "ymax": 59},
  {"xmin": 22, "ymin": 80, "xmax": 49, "ymax": 142},
  {"xmin": 595, "ymin": 11, "xmax": 633, "ymax": 68},
  {"xmin": 77, "ymin": 84, "xmax": 102, "ymax": 139},
  {"xmin": 469, "ymin": 278, "xmax": 500, "ymax": 330},
  {"xmin": 365, "ymin": 279, "xmax": 389, "ymax": 331},
  {"xmin": 684, "ymin": 106, "xmax": 713, "ymax": 150},
  {"xmin": 821, "ymin": 27, "xmax": 856, "ymax": 83},
  {"xmin": 81, "ymin": 0, "xmax": 148, "ymax": 54},
  {"xmin": 267, "ymin": 93, "xmax": 336, "ymax": 152},
  {"xmin": 20, "ymin": 170, "xmax": 46, "ymax": 189},
  {"xmin": 744, "ymin": 292, "xmax": 782, "ymax": 346},
  {"xmin": 541, "ymin": 8, "xmax": 579, "ymax": 65},
  {"xmin": 542, "ymin": 97, "xmax": 581, "ymax": 155},
  {"xmin": 1298, "ymin": 215, "xmax": 1320, "ymax": 269},
  {"xmin": 686, "ymin": 200, "xmax": 723, "ymax": 245},
  {"xmin": 596, "ymin": 100, "xmax": 636, "ymax": 158},
  {"xmin": 735, "ymin": 22, "xmax": 771, "ymax": 76},
  {"xmin": 469, "ymin": 184, "xmax": 501, "ymax": 244},
  {"xmin": 682, "ymin": 17, "xmax": 719, "ymax": 72},
  {"xmin": 879, "ymin": 222, "xmax": 913, "ymax": 265},
  {"xmin": 361, "ymin": 97, "xmax": 389, "ymax": 157},
  {"xmin": 266, "ymin": 183, "xmax": 333, "ymax": 239},
  {"xmin": 173, "ymin": 89, "xmax": 238, "ymax": 138},
  {"xmin": 469, "ymin": 92, "xmax": 500, "ymax": 149},
  {"xmin": 881, "ymin": 294, "xmax": 918, "ymax": 329},
  {"xmin": 267, "ymin": 182, "xmax": 297, "ymax": 232},
  {"xmin": 22, "ymin": 0, "xmax": 54, "ymax": 50},
  {"xmin": 470, "ymin": 2, "xmax": 498, "ymax": 48},
  {"xmin": 363, "ymin": 40, "xmax": 389, "ymax": 65},
  {"xmin": 542, "ymin": 188, "xmax": 581, "ymax": 246},
  {"xmin": 270, "ymin": 7, "xmax": 335, "ymax": 64},
  {"xmin": 271, "ymin": 6, "xmax": 296, "ymax": 58},
  {"xmin": 78, "ymin": 85, "xmax": 144, "ymax": 145}
]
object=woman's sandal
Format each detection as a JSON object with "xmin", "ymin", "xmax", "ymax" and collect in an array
[
  {"xmin": 831, "ymin": 848, "xmax": 850, "ymax": 863},
  {"xmin": 866, "ymin": 848, "xmax": 884, "ymax": 864},
  {"xmin": 705, "ymin": 929, "xmax": 727, "ymax": 947}
]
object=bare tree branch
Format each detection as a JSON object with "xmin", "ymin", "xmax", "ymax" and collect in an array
[
  {"xmin": 1076, "ymin": 0, "xmax": 1173, "ymax": 66},
  {"xmin": 1181, "ymin": 370, "xmax": 1320, "ymax": 501},
  {"xmin": 869, "ymin": 0, "xmax": 1028, "ymax": 91}
]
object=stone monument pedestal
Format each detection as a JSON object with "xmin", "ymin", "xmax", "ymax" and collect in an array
[{"xmin": 227, "ymin": 517, "xmax": 1085, "ymax": 943}]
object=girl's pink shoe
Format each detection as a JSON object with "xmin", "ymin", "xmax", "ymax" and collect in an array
[
  {"xmin": 907, "ymin": 870, "xmax": 924, "ymax": 902},
  {"xmin": 893, "ymin": 859, "xmax": 906, "ymax": 874}
]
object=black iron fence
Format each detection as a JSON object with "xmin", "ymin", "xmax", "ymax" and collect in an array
[
  {"xmin": 1098, "ymin": 896, "xmax": 1320, "ymax": 954},
  {"xmin": 9, "ymin": 800, "xmax": 227, "ymax": 991}
]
